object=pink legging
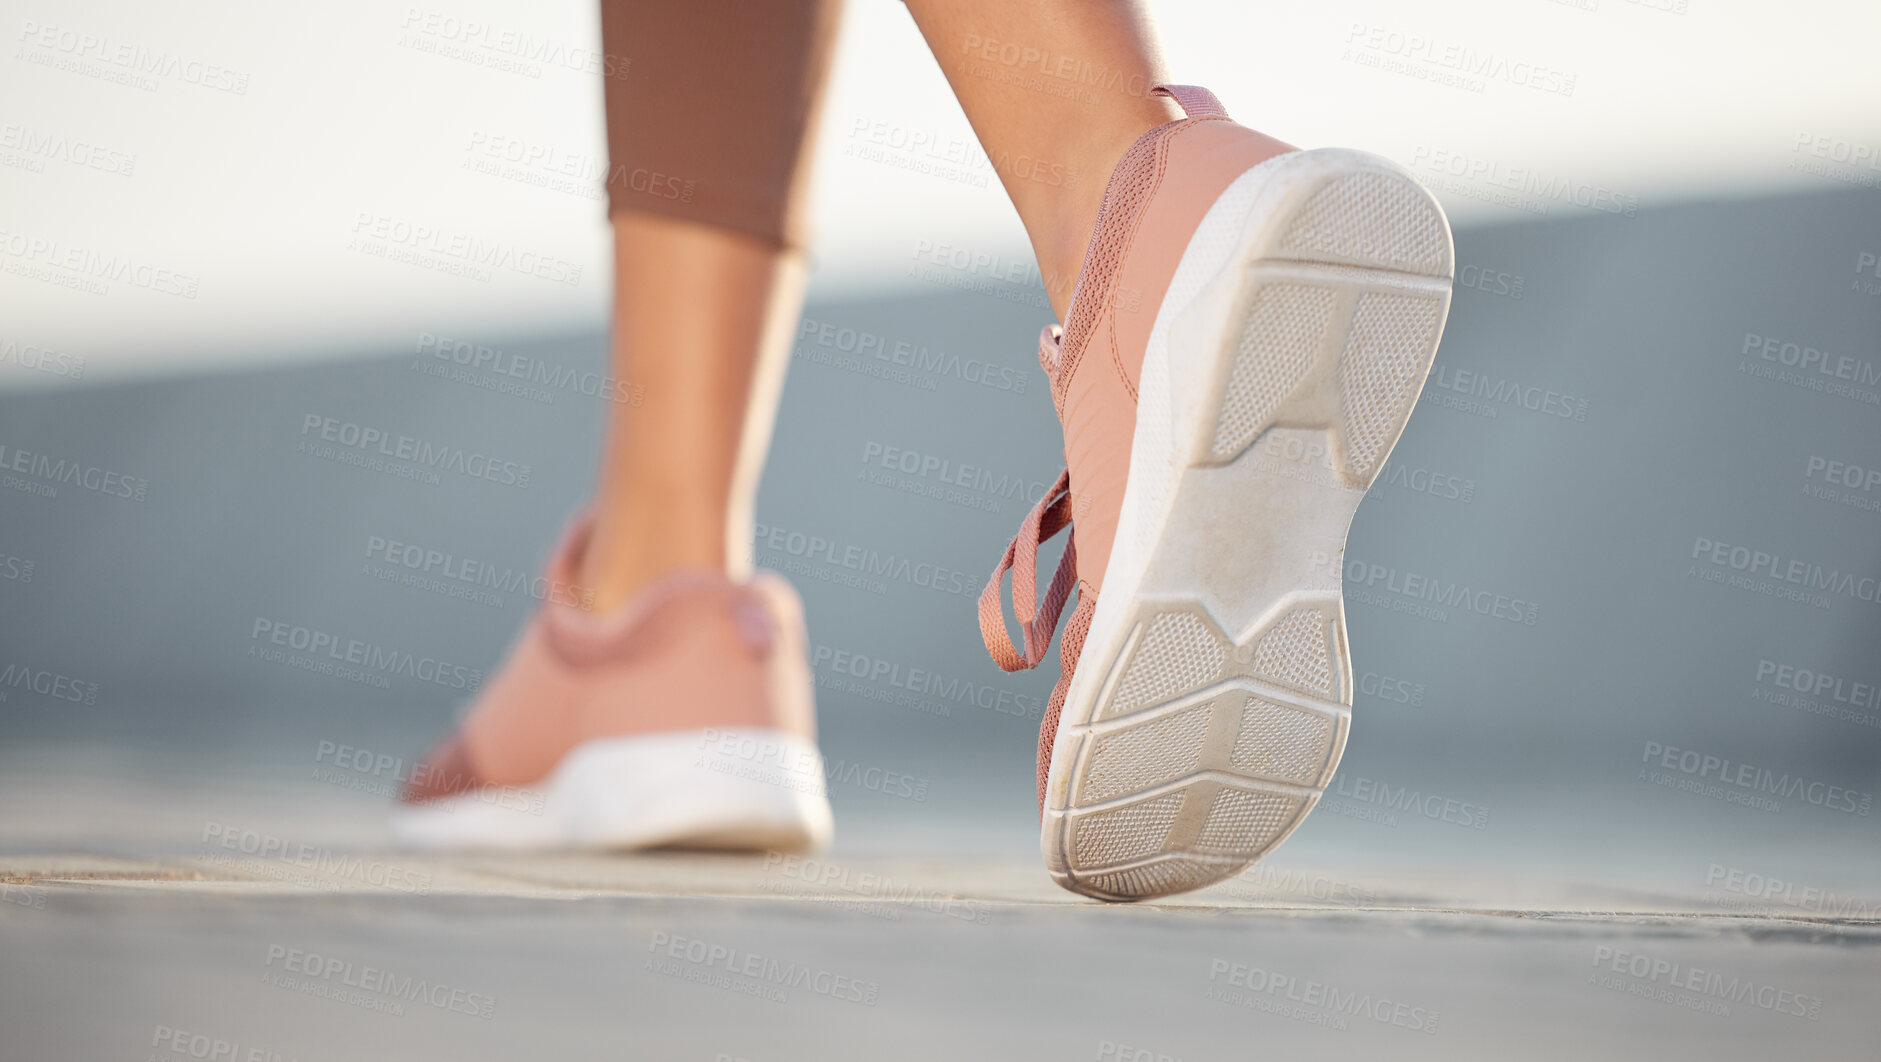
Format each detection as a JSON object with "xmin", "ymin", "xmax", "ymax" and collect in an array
[{"xmin": 600, "ymin": 0, "xmax": 845, "ymax": 250}]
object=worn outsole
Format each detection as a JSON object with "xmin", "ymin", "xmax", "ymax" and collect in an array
[{"xmin": 1043, "ymin": 149, "xmax": 1454, "ymax": 902}]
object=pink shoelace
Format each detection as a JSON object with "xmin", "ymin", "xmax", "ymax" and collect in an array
[
  {"xmin": 979, "ymin": 326, "xmax": 1077, "ymax": 673},
  {"xmin": 976, "ymin": 85, "xmax": 1227, "ymax": 674}
]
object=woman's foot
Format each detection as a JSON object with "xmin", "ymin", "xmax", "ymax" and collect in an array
[
  {"xmin": 980, "ymin": 86, "xmax": 1455, "ymax": 901},
  {"xmin": 392, "ymin": 516, "xmax": 831, "ymax": 852}
]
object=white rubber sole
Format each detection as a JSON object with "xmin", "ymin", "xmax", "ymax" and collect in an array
[
  {"xmin": 389, "ymin": 727, "xmax": 834, "ymax": 853},
  {"xmin": 1042, "ymin": 148, "xmax": 1455, "ymax": 901}
]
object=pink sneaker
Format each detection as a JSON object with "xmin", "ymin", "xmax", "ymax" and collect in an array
[
  {"xmin": 981, "ymin": 86, "xmax": 1454, "ymax": 900},
  {"xmin": 391, "ymin": 517, "xmax": 833, "ymax": 852}
]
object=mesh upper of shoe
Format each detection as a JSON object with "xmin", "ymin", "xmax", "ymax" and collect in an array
[
  {"xmin": 976, "ymin": 85, "xmax": 1297, "ymax": 808},
  {"xmin": 401, "ymin": 518, "xmax": 814, "ymax": 803}
]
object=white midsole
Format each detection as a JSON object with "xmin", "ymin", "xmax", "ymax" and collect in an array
[
  {"xmin": 1041, "ymin": 147, "xmax": 1453, "ymax": 894},
  {"xmin": 389, "ymin": 726, "xmax": 833, "ymax": 853},
  {"xmin": 1048, "ymin": 151, "xmax": 1319, "ymax": 813}
]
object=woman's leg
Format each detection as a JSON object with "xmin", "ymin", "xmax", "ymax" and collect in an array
[
  {"xmin": 584, "ymin": 0, "xmax": 844, "ymax": 612},
  {"xmin": 583, "ymin": 218, "xmax": 805, "ymax": 613},
  {"xmin": 395, "ymin": 0, "xmax": 845, "ymax": 847},
  {"xmin": 921, "ymin": 3, "xmax": 1454, "ymax": 904},
  {"xmin": 900, "ymin": 0, "xmax": 1183, "ymax": 319}
]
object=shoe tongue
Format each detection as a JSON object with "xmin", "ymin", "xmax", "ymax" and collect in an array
[{"xmin": 1037, "ymin": 324, "xmax": 1065, "ymax": 377}]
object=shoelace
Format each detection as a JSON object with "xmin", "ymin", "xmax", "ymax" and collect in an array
[
  {"xmin": 975, "ymin": 84, "xmax": 1228, "ymax": 674},
  {"xmin": 978, "ymin": 326, "xmax": 1077, "ymax": 672}
]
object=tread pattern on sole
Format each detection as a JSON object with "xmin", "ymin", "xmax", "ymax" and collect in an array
[
  {"xmin": 1210, "ymin": 284, "xmax": 1336, "ymax": 460},
  {"xmin": 1229, "ymin": 695, "xmax": 1334, "ymax": 785},
  {"xmin": 1079, "ymin": 858, "xmax": 1232, "ymax": 900},
  {"xmin": 1052, "ymin": 160, "xmax": 1451, "ymax": 902},
  {"xmin": 1081, "ymin": 700, "xmax": 1215, "ymax": 803},
  {"xmin": 1103, "ymin": 612, "xmax": 1224, "ymax": 719},
  {"xmin": 1064, "ymin": 604, "xmax": 1346, "ymax": 809},
  {"xmin": 1072, "ymin": 791, "xmax": 1186, "ymax": 866},
  {"xmin": 1279, "ymin": 171, "xmax": 1452, "ymax": 276},
  {"xmin": 1195, "ymin": 788, "xmax": 1304, "ymax": 855},
  {"xmin": 1339, "ymin": 293, "xmax": 1443, "ymax": 477},
  {"xmin": 1251, "ymin": 608, "xmax": 1336, "ymax": 698}
]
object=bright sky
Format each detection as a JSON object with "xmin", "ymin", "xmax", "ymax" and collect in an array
[{"xmin": 1, "ymin": 0, "xmax": 1877, "ymax": 387}]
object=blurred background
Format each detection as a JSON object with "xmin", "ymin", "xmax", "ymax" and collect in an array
[{"xmin": 2, "ymin": 0, "xmax": 1880, "ymax": 1055}]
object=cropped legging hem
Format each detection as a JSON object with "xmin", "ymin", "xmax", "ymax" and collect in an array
[{"xmin": 600, "ymin": 0, "xmax": 845, "ymax": 251}]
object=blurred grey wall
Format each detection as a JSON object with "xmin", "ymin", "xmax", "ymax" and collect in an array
[{"xmin": 3, "ymin": 186, "xmax": 1879, "ymax": 880}]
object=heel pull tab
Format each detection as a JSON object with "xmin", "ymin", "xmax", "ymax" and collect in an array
[
  {"xmin": 729, "ymin": 594, "xmax": 775, "ymax": 656},
  {"xmin": 1152, "ymin": 84, "xmax": 1229, "ymax": 120}
]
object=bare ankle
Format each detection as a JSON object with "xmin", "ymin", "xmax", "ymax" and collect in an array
[
  {"xmin": 1036, "ymin": 102, "xmax": 1180, "ymax": 319},
  {"xmin": 577, "ymin": 505, "xmax": 730, "ymax": 613}
]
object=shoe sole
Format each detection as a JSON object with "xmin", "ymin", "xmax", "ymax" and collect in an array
[
  {"xmin": 1041, "ymin": 148, "xmax": 1454, "ymax": 902},
  {"xmin": 389, "ymin": 727, "xmax": 834, "ymax": 853}
]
